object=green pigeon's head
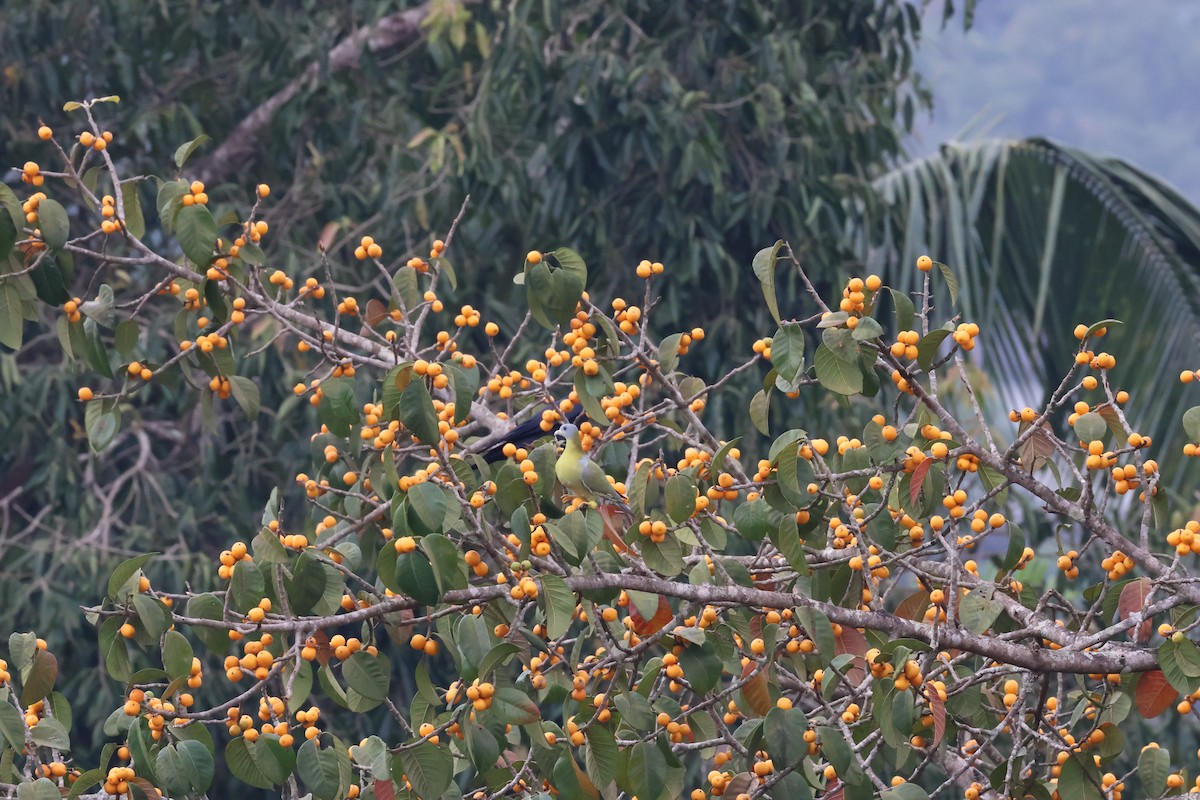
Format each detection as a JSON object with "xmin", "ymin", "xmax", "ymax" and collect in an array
[{"xmin": 554, "ymin": 422, "xmax": 581, "ymax": 448}]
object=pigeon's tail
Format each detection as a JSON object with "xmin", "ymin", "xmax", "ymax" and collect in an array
[{"xmin": 596, "ymin": 501, "xmax": 634, "ymax": 554}]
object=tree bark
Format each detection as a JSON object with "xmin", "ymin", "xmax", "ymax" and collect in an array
[{"xmin": 191, "ymin": 3, "xmax": 434, "ymax": 185}]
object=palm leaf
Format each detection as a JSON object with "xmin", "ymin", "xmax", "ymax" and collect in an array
[{"xmin": 854, "ymin": 137, "xmax": 1200, "ymax": 488}]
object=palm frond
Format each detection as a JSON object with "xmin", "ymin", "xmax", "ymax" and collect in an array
[{"xmin": 854, "ymin": 137, "xmax": 1200, "ymax": 490}]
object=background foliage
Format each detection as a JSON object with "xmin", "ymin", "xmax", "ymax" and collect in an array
[{"xmin": 0, "ymin": 0, "xmax": 942, "ymax": 679}]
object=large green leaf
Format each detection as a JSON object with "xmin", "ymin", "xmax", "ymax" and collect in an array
[{"xmin": 176, "ymin": 204, "xmax": 217, "ymax": 266}]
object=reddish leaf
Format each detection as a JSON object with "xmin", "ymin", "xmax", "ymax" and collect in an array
[
  {"xmin": 628, "ymin": 594, "xmax": 671, "ymax": 637},
  {"xmin": 723, "ymin": 773, "xmax": 755, "ymax": 797},
  {"xmin": 909, "ymin": 458, "xmax": 934, "ymax": 506},
  {"xmin": 1136, "ymin": 669, "xmax": 1178, "ymax": 718},
  {"xmin": 1019, "ymin": 427, "xmax": 1055, "ymax": 472},
  {"xmin": 311, "ymin": 629, "xmax": 334, "ymax": 667},
  {"xmin": 317, "ymin": 222, "xmax": 339, "ymax": 252},
  {"xmin": 752, "ymin": 571, "xmax": 777, "ymax": 592},
  {"xmin": 365, "ymin": 298, "xmax": 389, "ymax": 327},
  {"xmin": 374, "ymin": 780, "xmax": 396, "ymax": 800},
  {"xmin": 833, "ymin": 626, "xmax": 869, "ymax": 685},
  {"xmin": 740, "ymin": 661, "xmax": 772, "ymax": 716},
  {"xmin": 1095, "ymin": 403, "xmax": 1127, "ymax": 440},
  {"xmin": 1118, "ymin": 578, "xmax": 1153, "ymax": 643},
  {"xmin": 130, "ymin": 778, "xmax": 159, "ymax": 798},
  {"xmin": 894, "ymin": 589, "xmax": 929, "ymax": 621},
  {"xmin": 925, "ymin": 684, "xmax": 947, "ymax": 747},
  {"xmin": 821, "ymin": 779, "xmax": 844, "ymax": 800}
]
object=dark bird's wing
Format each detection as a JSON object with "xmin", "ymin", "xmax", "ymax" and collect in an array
[{"xmin": 482, "ymin": 406, "xmax": 586, "ymax": 462}]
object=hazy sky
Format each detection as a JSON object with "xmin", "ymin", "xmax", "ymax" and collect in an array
[{"xmin": 913, "ymin": 1, "xmax": 1200, "ymax": 203}]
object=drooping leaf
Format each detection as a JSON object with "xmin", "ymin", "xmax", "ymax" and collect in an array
[{"xmin": 752, "ymin": 240, "xmax": 784, "ymax": 325}]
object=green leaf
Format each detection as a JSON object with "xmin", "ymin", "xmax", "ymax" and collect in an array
[
  {"xmin": 642, "ymin": 533, "xmax": 685, "ymax": 577},
  {"xmin": 349, "ymin": 736, "xmax": 391, "ymax": 781},
  {"xmin": 380, "ymin": 362, "xmax": 414, "ymax": 419},
  {"xmin": 80, "ymin": 284, "xmax": 115, "ymax": 327},
  {"xmin": 107, "ymin": 553, "xmax": 156, "ymax": 599},
  {"xmin": 343, "ymin": 652, "xmax": 391, "ymax": 703},
  {"xmin": 771, "ymin": 321, "xmax": 806, "ymax": 387},
  {"xmin": 296, "ymin": 738, "xmax": 348, "ymax": 800},
  {"xmin": 657, "ymin": 333, "xmax": 683, "ymax": 374},
  {"xmin": 173, "ymin": 739, "xmax": 214, "ymax": 793},
  {"xmin": 408, "ymin": 482, "xmax": 449, "ymax": 533},
  {"xmin": 749, "ymin": 389, "xmax": 771, "ymax": 435},
  {"xmin": 174, "ymin": 134, "xmax": 211, "ymax": 168},
  {"xmin": 851, "ymin": 316, "xmax": 885, "ymax": 341},
  {"xmin": 1085, "ymin": 319, "xmax": 1122, "ymax": 337},
  {"xmin": 395, "ymin": 550, "xmax": 440, "ymax": 605},
  {"xmin": 621, "ymin": 740, "xmax": 667, "ymax": 800},
  {"xmin": 585, "ymin": 723, "xmax": 618, "ymax": 787},
  {"xmin": 66, "ymin": 771, "xmax": 107, "ymax": 800},
  {"xmin": 186, "ymin": 593, "xmax": 228, "ymax": 652},
  {"xmin": 113, "ymin": 319, "xmax": 139, "ymax": 358},
  {"xmin": 37, "ymin": 199, "xmax": 69, "ymax": 251},
  {"xmin": 421, "ymin": 533, "xmax": 466, "ymax": 593},
  {"xmin": 98, "ymin": 618, "xmax": 132, "ymax": 681},
  {"xmin": 763, "ymin": 707, "xmax": 809, "ymax": 769},
  {"xmin": 916, "ymin": 328, "xmax": 951, "ymax": 371},
  {"xmin": 1183, "ymin": 406, "xmax": 1200, "ymax": 442},
  {"xmin": 225, "ymin": 737, "xmax": 283, "ymax": 789},
  {"xmin": 464, "ymin": 721, "xmax": 501, "ymax": 772},
  {"xmin": 540, "ymin": 573, "xmax": 576, "ymax": 640},
  {"xmin": 16, "ymin": 778, "xmax": 59, "ymax": 800},
  {"xmin": 935, "ymin": 261, "xmax": 959, "ymax": 306},
  {"xmin": 821, "ymin": 327, "xmax": 859, "ymax": 363},
  {"xmin": 0, "ymin": 200, "xmax": 15, "ymax": 256},
  {"xmin": 30, "ymin": 255, "xmax": 71, "ymax": 305},
  {"xmin": 0, "ymin": 278, "xmax": 22, "ymax": 350},
  {"xmin": 1138, "ymin": 744, "xmax": 1170, "ymax": 795},
  {"xmin": 0, "ymin": 701, "xmax": 25, "ymax": 751},
  {"xmin": 83, "ymin": 318, "xmax": 112, "ymax": 376},
  {"xmin": 553, "ymin": 750, "xmax": 601, "ymax": 800},
  {"xmin": 664, "ymin": 474, "xmax": 696, "ymax": 524},
  {"xmin": 229, "ymin": 559, "xmax": 266, "ymax": 612},
  {"xmin": 120, "ymin": 180, "xmax": 146, "ymax": 238},
  {"xmin": 1158, "ymin": 639, "xmax": 1200, "ymax": 695},
  {"xmin": 446, "ymin": 361, "xmax": 479, "ymax": 423},
  {"xmin": 398, "ymin": 378, "xmax": 439, "ymax": 445},
  {"xmin": 478, "ymin": 642, "xmax": 520, "ymax": 680},
  {"xmin": 752, "ymin": 240, "xmax": 784, "ymax": 325},
  {"xmin": 1075, "ymin": 412, "xmax": 1108, "ymax": 444},
  {"xmin": 734, "ymin": 499, "xmax": 781, "ymax": 541},
  {"xmin": 229, "ymin": 376, "xmax": 260, "ymax": 421},
  {"xmin": 316, "ymin": 377, "xmax": 357, "ymax": 437},
  {"xmin": 152, "ymin": 750, "xmax": 186, "ymax": 797},
  {"xmin": 84, "ymin": 399, "xmax": 121, "ymax": 452},
  {"xmin": 678, "ymin": 640, "xmax": 722, "ymax": 695},
  {"xmin": 176, "ymin": 204, "xmax": 217, "ymax": 266},
  {"xmin": 396, "ymin": 740, "xmax": 454, "ymax": 800},
  {"xmin": 881, "ymin": 785, "xmax": 931, "ymax": 800},
  {"xmin": 132, "ymin": 593, "xmax": 170, "ymax": 639},
  {"xmin": 156, "ymin": 180, "xmax": 187, "ymax": 231},
  {"xmin": 889, "ymin": 288, "xmax": 915, "ymax": 331},
  {"xmin": 0, "ymin": 184, "xmax": 20, "ymax": 232},
  {"xmin": 959, "ymin": 589, "xmax": 1003, "ymax": 634},
  {"xmin": 162, "ymin": 630, "xmax": 193, "ymax": 679},
  {"xmin": 1057, "ymin": 753, "xmax": 1104, "ymax": 800},
  {"xmin": 814, "ymin": 343, "xmax": 863, "ymax": 395},
  {"xmin": 491, "ymin": 686, "xmax": 540, "ymax": 725},
  {"xmin": 29, "ymin": 716, "xmax": 69, "ymax": 750}
]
